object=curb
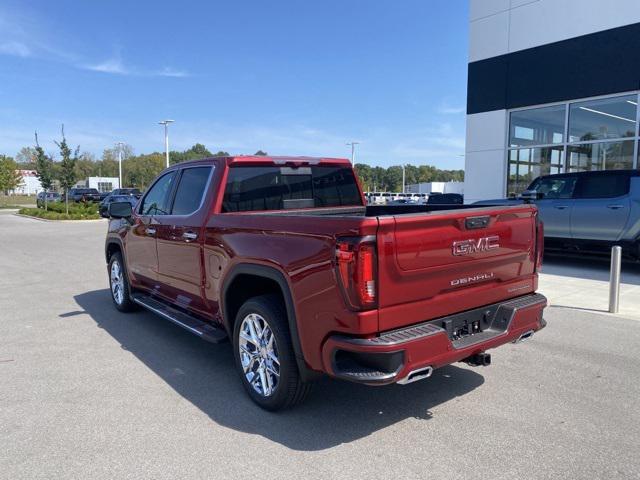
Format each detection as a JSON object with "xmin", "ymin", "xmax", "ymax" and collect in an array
[{"xmin": 13, "ymin": 213, "xmax": 107, "ymax": 223}]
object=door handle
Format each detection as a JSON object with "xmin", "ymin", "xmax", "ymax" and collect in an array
[
  {"xmin": 145, "ymin": 227, "xmax": 156, "ymax": 236},
  {"xmin": 182, "ymin": 231, "xmax": 198, "ymax": 241},
  {"xmin": 553, "ymin": 205, "xmax": 569, "ymax": 210},
  {"xmin": 607, "ymin": 205, "xmax": 624, "ymax": 210}
]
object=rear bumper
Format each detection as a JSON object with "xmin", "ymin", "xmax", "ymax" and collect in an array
[{"xmin": 321, "ymin": 293, "xmax": 547, "ymax": 385}]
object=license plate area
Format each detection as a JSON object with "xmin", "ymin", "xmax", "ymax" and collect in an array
[{"xmin": 425, "ymin": 303, "xmax": 511, "ymax": 349}]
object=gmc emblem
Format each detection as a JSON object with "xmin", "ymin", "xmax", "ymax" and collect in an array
[{"xmin": 452, "ymin": 236, "xmax": 500, "ymax": 256}]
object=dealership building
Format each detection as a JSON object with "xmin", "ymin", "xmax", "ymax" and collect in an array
[{"xmin": 464, "ymin": 0, "xmax": 640, "ymax": 202}]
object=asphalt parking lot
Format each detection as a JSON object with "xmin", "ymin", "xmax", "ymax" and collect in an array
[{"xmin": 1, "ymin": 210, "xmax": 639, "ymax": 480}]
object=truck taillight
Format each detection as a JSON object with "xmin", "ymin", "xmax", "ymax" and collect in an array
[
  {"xmin": 336, "ymin": 238, "xmax": 377, "ymax": 310},
  {"xmin": 535, "ymin": 218, "xmax": 544, "ymax": 271}
]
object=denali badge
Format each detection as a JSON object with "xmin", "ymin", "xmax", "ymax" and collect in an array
[
  {"xmin": 452, "ymin": 236, "xmax": 500, "ymax": 256},
  {"xmin": 451, "ymin": 272, "xmax": 495, "ymax": 286}
]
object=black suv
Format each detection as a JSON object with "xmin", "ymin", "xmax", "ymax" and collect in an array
[{"xmin": 64, "ymin": 188, "xmax": 101, "ymax": 202}]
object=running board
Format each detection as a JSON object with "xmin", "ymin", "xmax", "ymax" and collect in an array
[{"xmin": 132, "ymin": 294, "xmax": 228, "ymax": 344}]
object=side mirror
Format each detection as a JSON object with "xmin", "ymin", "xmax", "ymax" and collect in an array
[
  {"xmin": 520, "ymin": 189, "xmax": 544, "ymax": 202},
  {"xmin": 109, "ymin": 201, "xmax": 133, "ymax": 219}
]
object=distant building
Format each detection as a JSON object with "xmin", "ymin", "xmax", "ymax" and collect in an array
[
  {"xmin": 75, "ymin": 177, "xmax": 120, "ymax": 192},
  {"xmin": 405, "ymin": 181, "xmax": 464, "ymax": 195},
  {"xmin": 12, "ymin": 170, "xmax": 42, "ymax": 195}
]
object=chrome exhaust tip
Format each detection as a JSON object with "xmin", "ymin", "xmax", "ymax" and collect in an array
[
  {"xmin": 514, "ymin": 330, "xmax": 534, "ymax": 344},
  {"xmin": 397, "ymin": 366, "xmax": 433, "ymax": 385}
]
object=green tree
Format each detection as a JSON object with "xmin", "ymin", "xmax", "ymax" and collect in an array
[
  {"xmin": 0, "ymin": 155, "xmax": 22, "ymax": 194},
  {"xmin": 55, "ymin": 125, "xmax": 80, "ymax": 214},
  {"xmin": 353, "ymin": 163, "xmax": 373, "ymax": 191},
  {"xmin": 254, "ymin": 150, "xmax": 268, "ymax": 156},
  {"xmin": 34, "ymin": 132, "xmax": 55, "ymax": 210},
  {"xmin": 16, "ymin": 146, "xmax": 37, "ymax": 167},
  {"xmin": 170, "ymin": 143, "xmax": 213, "ymax": 164},
  {"xmin": 123, "ymin": 153, "xmax": 164, "ymax": 189}
]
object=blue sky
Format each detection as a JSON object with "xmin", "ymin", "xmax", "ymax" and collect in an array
[{"xmin": 0, "ymin": 0, "xmax": 468, "ymax": 168}]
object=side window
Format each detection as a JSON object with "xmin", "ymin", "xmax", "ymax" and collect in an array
[
  {"xmin": 532, "ymin": 176, "xmax": 577, "ymax": 199},
  {"xmin": 171, "ymin": 167, "xmax": 212, "ymax": 215},
  {"xmin": 575, "ymin": 174, "xmax": 630, "ymax": 199},
  {"xmin": 140, "ymin": 172, "xmax": 177, "ymax": 215}
]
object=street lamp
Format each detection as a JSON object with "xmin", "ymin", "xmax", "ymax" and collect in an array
[
  {"xmin": 346, "ymin": 141, "xmax": 360, "ymax": 164},
  {"xmin": 115, "ymin": 142, "xmax": 124, "ymax": 189},
  {"xmin": 402, "ymin": 164, "xmax": 406, "ymax": 193},
  {"xmin": 158, "ymin": 119, "xmax": 175, "ymax": 168}
]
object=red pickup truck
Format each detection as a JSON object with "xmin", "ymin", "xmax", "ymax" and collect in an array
[{"xmin": 105, "ymin": 156, "xmax": 547, "ymax": 410}]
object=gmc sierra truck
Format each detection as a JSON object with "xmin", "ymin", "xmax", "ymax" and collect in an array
[{"xmin": 105, "ymin": 156, "xmax": 547, "ymax": 410}]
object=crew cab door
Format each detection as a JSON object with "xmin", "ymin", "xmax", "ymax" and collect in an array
[
  {"xmin": 155, "ymin": 166, "xmax": 214, "ymax": 317},
  {"xmin": 126, "ymin": 171, "xmax": 177, "ymax": 288},
  {"xmin": 571, "ymin": 171, "xmax": 632, "ymax": 242},
  {"xmin": 530, "ymin": 174, "xmax": 578, "ymax": 238}
]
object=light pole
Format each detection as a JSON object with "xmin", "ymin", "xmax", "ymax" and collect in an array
[
  {"xmin": 115, "ymin": 142, "xmax": 124, "ymax": 189},
  {"xmin": 158, "ymin": 120, "xmax": 174, "ymax": 168},
  {"xmin": 402, "ymin": 164, "xmax": 406, "ymax": 193},
  {"xmin": 346, "ymin": 142, "xmax": 360, "ymax": 164}
]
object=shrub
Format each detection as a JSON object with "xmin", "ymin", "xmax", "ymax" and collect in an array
[
  {"xmin": 44, "ymin": 201, "xmax": 99, "ymax": 215},
  {"xmin": 19, "ymin": 207, "xmax": 101, "ymax": 221}
]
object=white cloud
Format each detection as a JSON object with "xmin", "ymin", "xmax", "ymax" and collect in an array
[
  {"xmin": 84, "ymin": 58, "xmax": 129, "ymax": 75},
  {"xmin": 157, "ymin": 67, "xmax": 189, "ymax": 78},
  {"xmin": 437, "ymin": 104, "xmax": 466, "ymax": 115},
  {"xmin": 0, "ymin": 41, "xmax": 31, "ymax": 57},
  {"xmin": 82, "ymin": 58, "xmax": 190, "ymax": 78},
  {"xmin": 0, "ymin": 8, "xmax": 188, "ymax": 78}
]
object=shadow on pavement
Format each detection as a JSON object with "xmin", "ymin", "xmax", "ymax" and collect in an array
[
  {"xmin": 72, "ymin": 289, "xmax": 485, "ymax": 451},
  {"xmin": 543, "ymin": 253, "xmax": 640, "ymax": 285}
]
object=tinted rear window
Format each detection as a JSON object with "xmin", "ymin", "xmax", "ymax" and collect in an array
[{"xmin": 222, "ymin": 166, "xmax": 362, "ymax": 212}]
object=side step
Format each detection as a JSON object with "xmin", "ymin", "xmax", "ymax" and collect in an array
[{"xmin": 132, "ymin": 294, "xmax": 228, "ymax": 344}]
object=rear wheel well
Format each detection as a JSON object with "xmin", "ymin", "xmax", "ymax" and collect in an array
[
  {"xmin": 224, "ymin": 274, "xmax": 285, "ymax": 333},
  {"xmin": 106, "ymin": 242, "xmax": 122, "ymax": 263}
]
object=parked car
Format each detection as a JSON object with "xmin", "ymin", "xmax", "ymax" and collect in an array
[
  {"xmin": 386, "ymin": 198, "xmax": 419, "ymax": 205},
  {"xmin": 105, "ymin": 155, "xmax": 546, "ymax": 410},
  {"xmin": 63, "ymin": 188, "xmax": 101, "ymax": 203},
  {"xmin": 36, "ymin": 191, "xmax": 61, "ymax": 208},
  {"xmin": 474, "ymin": 170, "xmax": 640, "ymax": 258},
  {"xmin": 427, "ymin": 193, "xmax": 464, "ymax": 205},
  {"xmin": 100, "ymin": 188, "xmax": 142, "ymax": 205},
  {"xmin": 110, "ymin": 188, "xmax": 142, "ymax": 198},
  {"xmin": 99, "ymin": 194, "xmax": 139, "ymax": 218}
]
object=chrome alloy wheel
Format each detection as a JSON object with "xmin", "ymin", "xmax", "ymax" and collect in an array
[
  {"xmin": 110, "ymin": 260, "xmax": 125, "ymax": 305},
  {"xmin": 238, "ymin": 313, "xmax": 280, "ymax": 397}
]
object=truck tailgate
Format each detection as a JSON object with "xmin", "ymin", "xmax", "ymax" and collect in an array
[{"xmin": 376, "ymin": 206, "xmax": 538, "ymax": 331}]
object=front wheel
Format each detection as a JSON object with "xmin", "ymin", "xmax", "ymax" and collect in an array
[
  {"xmin": 233, "ymin": 295, "xmax": 311, "ymax": 411},
  {"xmin": 108, "ymin": 252, "xmax": 136, "ymax": 312}
]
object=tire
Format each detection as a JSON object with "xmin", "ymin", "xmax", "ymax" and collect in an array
[
  {"xmin": 233, "ymin": 295, "xmax": 311, "ymax": 411},
  {"xmin": 108, "ymin": 252, "xmax": 136, "ymax": 312}
]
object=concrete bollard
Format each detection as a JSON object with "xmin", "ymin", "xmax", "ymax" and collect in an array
[{"xmin": 609, "ymin": 246, "xmax": 622, "ymax": 314}]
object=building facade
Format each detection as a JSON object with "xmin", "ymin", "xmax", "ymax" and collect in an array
[
  {"xmin": 465, "ymin": 0, "xmax": 640, "ymax": 202},
  {"xmin": 405, "ymin": 181, "xmax": 464, "ymax": 195},
  {"xmin": 12, "ymin": 170, "xmax": 42, "ymax": 195},
  {"xmin": 75, "ymin": 177, "xmax": 120, "ymax": 192}
]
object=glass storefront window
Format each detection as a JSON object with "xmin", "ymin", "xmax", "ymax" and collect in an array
[
  {"xmin": 567, "ymin": 140, "xmax": 634, "ymax": 172},
  {"xmin": 509, "ymin": 105, "xmax": 566, "ymax": 147},
  {"xmin": 507, "ymin": 146, "xmax": 564, "ymax": 196},
  {"xmin": 568, "ymin": 95, "xmax": 637, "ymax": 142},
  {"xmin": 507, "ymin": 93, "xmax": 640, "ymax": 197}
]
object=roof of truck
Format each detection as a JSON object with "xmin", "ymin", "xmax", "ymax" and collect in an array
[{"xmin": 171, "ymin": 155, "xmax": 352, "ymax": 169}]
